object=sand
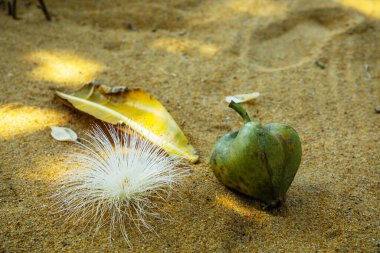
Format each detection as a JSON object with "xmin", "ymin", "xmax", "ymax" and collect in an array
[{"xmin": 0, "ymin": 0, "xmax": 379, "ymax": 252}]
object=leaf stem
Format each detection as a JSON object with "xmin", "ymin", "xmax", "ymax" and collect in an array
[{"xmin": 228, "ymin": 101, "xmax": 251, "ymax": 123}]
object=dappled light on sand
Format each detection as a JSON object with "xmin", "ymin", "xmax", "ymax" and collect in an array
[
  {"xmin": 337, "ymin": 0, "xmax": 380, "ymax": 19},
  {"xmin": 189, "ymin": 0, "xmax": 287, "ymax": 25},
  {"xmin": 227, "ymin": 0, "xmax": 287, "ymax": 17},
  {"xmin": 216, "ymin": 194, "xmax": 271, "ymax": 221},
  {"xmin": 150, "ymin": 38, "xmax": 218, "ymax": 58},
  {"xmin": 0, "ymin": 104, "xmax": 69, "ymax": 140},
  {"xmin": 20, "ymin": 153, "xmax": 69, "ymax": 182},
  {"xmin": 26, "ymin": 51, "xmax": 105, "ymax": 85}
]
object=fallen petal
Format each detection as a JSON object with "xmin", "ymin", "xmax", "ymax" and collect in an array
[
  {"xmin": 225, "ymin": 92, "xmax": 260, "ymax": 104},
  {"xmin": 50, "ymin": 126, "xmax": 78, "ymax": 142}
]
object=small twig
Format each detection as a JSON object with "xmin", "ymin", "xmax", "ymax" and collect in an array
[
  {"xmin": 7, "ymin": 1, "xmax": 12, "ymax": 16},
  {"xmin": 37, "ymin": 0, "xmax": 51, "ymax": 21},
  {"xmin": 315, "ymin": 60, "xmax": 325, "ymax": 70},
  {"xmin": 11, "ymin": 0, "xmax": 17, "ymax": 19},
  {"xmin": 364, "ymin": 64, "xmax": 371, "ymax": 80}
]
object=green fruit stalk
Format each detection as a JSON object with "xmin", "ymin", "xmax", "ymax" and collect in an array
[{"xmin": 210, "ymin": 101, "xmax": 302, "ymax": 207}]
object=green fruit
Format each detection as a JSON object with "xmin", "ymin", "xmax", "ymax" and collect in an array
[{"xmin": 210, "ymin": 101, "xmax": 302, "ymax": 207}]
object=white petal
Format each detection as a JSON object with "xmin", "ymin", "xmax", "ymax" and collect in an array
[
  {"xmin": 225, "ymin": 92, "xmax": 260, "ymax": 104},
  {"xmin": 50, "ymin": 126, "xmax": 78, "ymax": 142}
]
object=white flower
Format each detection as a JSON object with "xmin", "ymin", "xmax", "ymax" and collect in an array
[{"xmin": 52, "ymin": 124, "xmax": 186, "ymax": 245}]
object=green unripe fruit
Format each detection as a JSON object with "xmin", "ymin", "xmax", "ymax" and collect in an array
[{"xmin": 210, "ymin": 102, "xmax": 302, "ymax": 207}]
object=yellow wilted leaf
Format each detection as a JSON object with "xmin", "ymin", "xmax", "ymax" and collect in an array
[{"xmin": 55, "ymin": 82, "xmax": 198, "ymax": 163}]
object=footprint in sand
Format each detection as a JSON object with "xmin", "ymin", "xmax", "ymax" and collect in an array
[{"xmin": 248, "ymin": 7, "xmax": 364, "ymax": 71}]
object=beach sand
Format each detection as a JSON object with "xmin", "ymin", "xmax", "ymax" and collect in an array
[{"xmin": 0, "ymin": 0, "xmax": 379, "ymax": 252}]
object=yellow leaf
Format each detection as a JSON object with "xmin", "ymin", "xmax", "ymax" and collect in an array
[{"xmin": 55, "ymin": 82, "xmax": 198, "ymax": 163}]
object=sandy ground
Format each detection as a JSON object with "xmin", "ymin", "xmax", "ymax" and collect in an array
[{"xmin": 0, "ymin": 0, "xmax": 379, "ymax": 252}]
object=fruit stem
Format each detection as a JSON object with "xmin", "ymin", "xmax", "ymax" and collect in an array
[{"xmin": 228, "ymin": 101, "xmax": 251, "ymax": 123}]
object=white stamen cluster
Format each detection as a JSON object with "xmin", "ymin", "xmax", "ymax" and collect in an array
[{"xmin": 52, "ymin": 124, "xmax": 185, "ymax": 244}]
